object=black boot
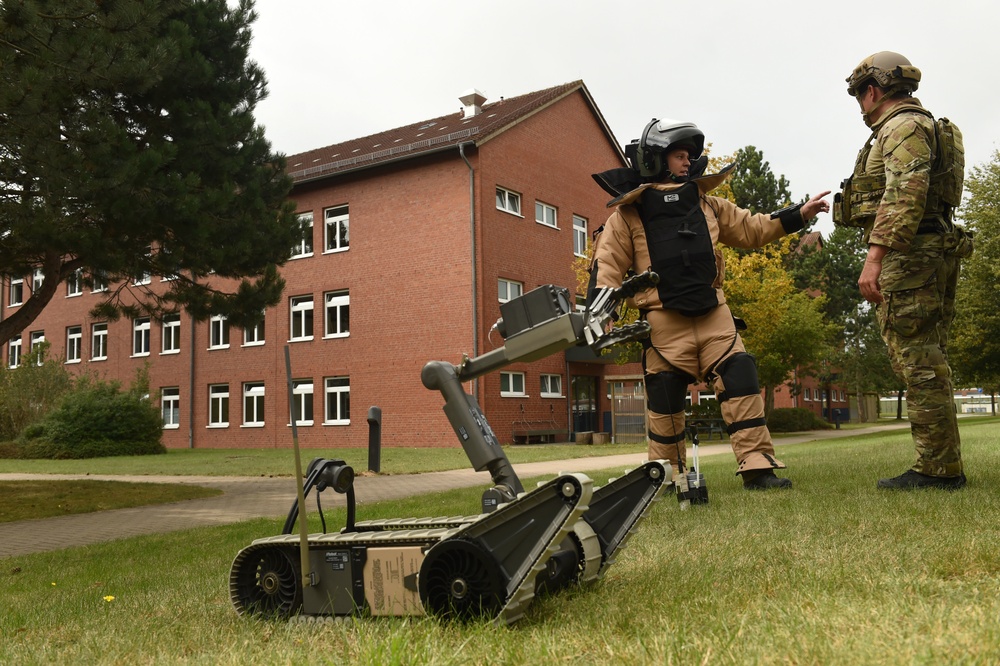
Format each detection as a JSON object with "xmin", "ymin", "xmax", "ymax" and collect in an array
[
  {"xmin": 877, "ymin": 470, "xmax": 966, "ymax": 490},
  {"xmin": 743, "ymin": 470, "xmax": 792, "ymax": 490}
]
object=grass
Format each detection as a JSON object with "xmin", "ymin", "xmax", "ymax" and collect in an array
[
  {"xmin": 0, "ymin": 480, "xmax": 221, "ymax": 523},
  {"xmin": 2, "ymin": 418, "xmax": 999, "ymax": 664}
]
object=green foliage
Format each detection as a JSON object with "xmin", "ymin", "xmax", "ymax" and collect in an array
[
  {"xmin": 0, "ymin": 0, "xmax": 299, "ymax": 342},
  {"xmin": 728, "ymin": 145, "xmax": 793, "ymax": 215},
  {"xmin": 766, "ymin": 407, "xmax": 834, "ymax": 432},
  {"xmin": 0, "ymin": 343, "xmax": 73, "ymax": 441},
  {"xmin": 17, "ymin": 371, "xmax": 165, "ymax": 459}
]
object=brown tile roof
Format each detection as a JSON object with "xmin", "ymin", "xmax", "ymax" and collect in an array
[{"xmin": 284, "ymin": 80, "xmax": 620, "ymax": 184}]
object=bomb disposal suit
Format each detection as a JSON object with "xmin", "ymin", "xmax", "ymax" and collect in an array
[
  {"xmin": 836, "ymin": 52, "xmax": 971, "ymax": 481},
  {"xmin": 591, "ymin": 119, "xmax": 807, "ymax": 486}
]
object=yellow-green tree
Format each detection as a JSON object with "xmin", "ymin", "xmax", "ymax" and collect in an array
[{"xmin": 722, "ymin": 237, "xmax": 832, "ymax": 413}]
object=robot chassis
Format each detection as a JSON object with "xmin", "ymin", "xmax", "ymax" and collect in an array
[{"xmin": 230, "ymin": 272, "xmax": 673, "ymax": 624}]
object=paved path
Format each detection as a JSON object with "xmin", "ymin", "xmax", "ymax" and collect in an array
[{"xmin": 0, "ymin": 424, "xmax": 909, "ymax": 558}]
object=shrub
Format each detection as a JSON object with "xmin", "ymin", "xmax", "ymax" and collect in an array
[
  {"xmin": 17, "ymin": 370, "xmax": 165, "ymax": 459},
  {"xmin": 767, "ymin": 407, "xmax": 834, "ymax": 433},
  {"xmin": 0, "ymin": 343, "xmax": 73, "ymax": 440}
]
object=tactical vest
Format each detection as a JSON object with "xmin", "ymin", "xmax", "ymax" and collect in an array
[
  {"xmin": 637, "ymin": 184, "xmax": 719, "ymax": 316},
  {"xmin": 834, "ymin": 107, "xmax": 964, "ymax": 228}
]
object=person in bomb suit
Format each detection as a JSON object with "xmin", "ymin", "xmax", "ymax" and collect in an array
[
  {"xmin": 591, "ymin": 119, "xmax": 830, "ymax": 489},
  {"xmin": 837, "ymin": 52, "xmax": 972, "ymax": 490}
]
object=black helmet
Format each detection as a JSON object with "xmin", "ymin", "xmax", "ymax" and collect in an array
[{"xmin": 627, "ymin": 119, "xmax": 705, "ymax": 180}]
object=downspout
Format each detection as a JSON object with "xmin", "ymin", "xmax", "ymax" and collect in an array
[
  {"xmin": 188, "ymin": 313, "xmax": 196, "ymax": 448},
  {"xmin": 458, "ymin": 142, "xmax": 478, "ymax": 399}
]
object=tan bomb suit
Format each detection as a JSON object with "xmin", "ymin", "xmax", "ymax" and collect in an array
[{"xmin": 593, "ymin": 172, "xmax": 800, "ymax": 477}]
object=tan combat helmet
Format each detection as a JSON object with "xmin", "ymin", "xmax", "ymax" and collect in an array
[{"xmin": 846, "ymin": 51, "xmax": 921, "ymax": 97}]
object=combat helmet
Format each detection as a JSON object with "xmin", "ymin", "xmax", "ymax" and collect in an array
[
  {"xmin": 627, "ymin": 119, "xmax": 705, "ymax": 181},
  {"xmin": 846, "ymin": 51, "xmax": 921, "ymax": 97}
]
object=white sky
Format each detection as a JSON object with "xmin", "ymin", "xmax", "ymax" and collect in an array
[{"xmin": 246, "ymin": 0, "xmax": 1000, "ymax": 237}]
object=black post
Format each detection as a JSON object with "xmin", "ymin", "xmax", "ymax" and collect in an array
[{"xmin": 367, "ymin": 406, "xmax": 382, "ymax": 473}]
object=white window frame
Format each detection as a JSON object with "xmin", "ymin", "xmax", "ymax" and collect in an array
[
  {"xmin": 324, "ymin": 290, "xmax": 350, "ymax": 338},
  {"xmin": 8, "ymin": 337, "xmax": 22, "ymax": 369},
  {"xmin": 243, "ymin": 313, "xmax": 265, "ymax": 347},
  {"xmin": 242, "ymin": 382, "xmax": 265, "ymax": 427},
  {"xmin": 66, "ymin": 326, "xmax": 82, "ymax": 364},
  {"xmin": 208, "ymin": 384, "xmax": 230, "ymax": 427},
  {"xmin": 804, "ymin": 388, "xmax": 813, "ymax": 402},
  {"xmin": 209, "ymin": 315, "xmax": 230, "ymax": 350},
  {"xmin": 29, "ymin": 331, "xmax": 45, "ymax": 364},
  {"xmin": 161, "ymin": 387, "xmax": 180, "ymax": 429},
  {"xmin": 500, "ymin": 371, "xmax": 526, "ymax": 397},
  {"xmin": 134, "ymin": 248, "xmax": 152, "ymax": 286},
  {"xmin": 161, "ymin": 314, "xmax": 181, "ymax": 354},
  {"xmin": 535, "ymin": 200, "xmax": 557, "ymax": 228},
  {"xmin": 290, "ymin": 212, "xmax": 314, "ymax": 259},
  {"xmin": 498, "ymin": 278, "xmax": 523, "ymax": 304},
  {"xmin": 289, "ymin": 295, "xmax": 314, "ymax": 342},
  {"xmin": 540, "ymin": 373, "xmax": 563, "ymax": 398},
  {"xmin": 324, "ymin": 376, "xmax": 350, "ymax": 425},
  {"xmin": 91, "ymin": 272, "xmax": 108, "ymax": 293},
  {"xmin": 324, "ymin": 205, "xmax": 350, "ymax": 253},
  {"xmin": 573, "ymin": 215, "xmax": 588, "ymax": 257},
  {"xmin": 91, "ymin": 323, "xmax": 108, "ymax": 361},
  {"xmin": 496, "ymin": 186, "xmax": 522, "ymax": 216},
  {"xmin": 32, "ymin": 268, "xmax": 44, "ymax": 292},
  {"xmin": 291, "ymin": 379, "xmax": 314, "ymax": 426},
  {"xmin": 9, "ymin": 277, "xmax": 23, "ymax": 306},
  {"xmin": 66, "ymin": 268, "xmax": 83, "ymax": 297},
  {"xmin": 132, "ymin": 317, "xmax": 150, "ymax": 357}
]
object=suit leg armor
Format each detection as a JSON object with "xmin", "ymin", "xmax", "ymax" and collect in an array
[
  {"xmin": 713, "ymin": 352, "xmax": 786, "ymax": 475},
  {"xmin": 644, "ymin": 370, "xmax": 693, "ymax": 471}
]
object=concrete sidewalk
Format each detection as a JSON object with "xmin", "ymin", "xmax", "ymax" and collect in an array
[{"xmin": 0, "ymin": 423, "xmax": 908, "ymax": 558}]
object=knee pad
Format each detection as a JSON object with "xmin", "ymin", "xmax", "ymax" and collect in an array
[
  {"xmin": 715, "ymin": 352, "xmax": 759, "ymax": 402},
  {"xmin": 644, "ymin": 370, "xmax": 693, "ymax": 415}
]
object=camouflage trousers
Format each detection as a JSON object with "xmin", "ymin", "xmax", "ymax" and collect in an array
[{"xmin": 876, "ymin": 233, "xmax": 963, "ymax": 476}]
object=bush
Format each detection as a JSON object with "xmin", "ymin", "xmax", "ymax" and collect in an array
[
  {"xmin": 17, "ymin": 371, "xmax": 165, "ymax": 459},
  {"xmin": 767, "ymin": 407, "xmax": 834, "ymax": 433},
  {"xmin": 0, "ymin": 343, "xmax": 73, "ymax": 440}
]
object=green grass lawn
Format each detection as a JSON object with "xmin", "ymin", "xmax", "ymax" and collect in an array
[{"xmin": 2, "ymin": 418, "xmax": 999, "ymax": 664}]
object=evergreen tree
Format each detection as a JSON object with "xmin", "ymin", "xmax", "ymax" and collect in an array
[
  {"xmin": 728, "ymin": 145, "xmax": 794, "ymax": 215},
  {"xmin": 0, "ymin": 0, "xmax": 299, "ymax": 341}
]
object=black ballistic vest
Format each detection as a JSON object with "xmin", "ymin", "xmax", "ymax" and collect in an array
[{"xmin": 638, "ymin": 184, "xmax": 719, "ymax": 317}]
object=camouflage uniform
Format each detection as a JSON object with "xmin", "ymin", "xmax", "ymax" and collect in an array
[{"xmin": 855, "ymin": 99, "xmax": 967, "ymax": 476}]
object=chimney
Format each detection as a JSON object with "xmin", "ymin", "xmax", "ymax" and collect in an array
[{"xmin": 459, "ymin": 89, "xmax": 487, "ymax": 119}]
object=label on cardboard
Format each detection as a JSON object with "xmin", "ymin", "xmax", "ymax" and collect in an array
[{"xmin": 363, "ymin": 546, "xmax": 425, "ymax": 616}]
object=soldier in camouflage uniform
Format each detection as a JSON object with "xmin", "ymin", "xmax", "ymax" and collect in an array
[{"xmin": 836, "ymin": 52, "xmax": 973, "ymax": 490}]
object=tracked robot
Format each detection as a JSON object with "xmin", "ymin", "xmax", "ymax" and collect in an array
[{"xmin": 230, "ymin": 272, "xmax": 672, "ymax": 624}]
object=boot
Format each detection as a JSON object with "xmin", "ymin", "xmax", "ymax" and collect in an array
[
  {"xmin": 877, "ymin": 470, "xmax": 966, "ymax": 490},
  {"xmin": 743, "ymin": 470, "xmax": 792, "ymax": 490}
]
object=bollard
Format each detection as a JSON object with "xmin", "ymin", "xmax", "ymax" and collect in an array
[{"xmin": 367, "ymin": 406, "xmax": 382, "ymax": 473}]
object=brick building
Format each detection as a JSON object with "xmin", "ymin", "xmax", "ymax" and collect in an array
[{"xmin": 2, "ymin": 81, "xmax": 629, "ymax": 449}]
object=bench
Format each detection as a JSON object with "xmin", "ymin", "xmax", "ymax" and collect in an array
[
  {"xmin": 687, "ymin": 418, "xmax": 726, "ymax": 441},
  {"xmin": 511, "ymin": 404, "xmax": 566, "ymax": 444}
]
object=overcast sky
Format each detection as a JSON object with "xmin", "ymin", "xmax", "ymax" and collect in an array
[{"xmin": 245, "ymin": 0, "xmax": 999, "ymax": 237}]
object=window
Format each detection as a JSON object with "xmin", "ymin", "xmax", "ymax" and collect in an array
[
  {"xmin": 324, "ymin": 205, "xmax": 350, "ymax": 253},
  {"xmin": 8, "ymin": 337, "xmax": 21, "ymax": 369},
  {"xmin": 291, "ymin": 380, "xmax": 314, "ymax": 426},
  {"xmin": 161, "ymin": 314, "xmax": 181, "ymax": 354},
  {"xmin": 500, "ymin": 371, "xmax": 526, "ymax": 397},
  {"xmin": 573, "ymin": 215, "xmax": 588, "ymax": 257},
  {"xmin": 324, "ymin": 376, "xmax": 350, "ymax": 425},
  {"xmin": 209, "ymin": 384, "xmax": 230, "ymax": 427},
  {"xmin": 209, "ymin": 315, "xmax": 230, "ymax": 349},
  {"xmin": 92, "ymin": 323, "xmax": 108, "ymax": 360},
  {"xmin": 243, "ymin": 313, "xmax": 265, "ymax": 346},
  {"xmin": 32, "ymin": 269, "xmax": 44, "ymax": 292},
  {"xmin": 66, "ymin": 269, "xmax": 83, "ymax": 297},
  {"xmin": 535, "ymin": 201, "xmax": 557, "ymax": 228},
  {"xmin": 290, "ymin": 212, "xmax": 314, "ymax": 258},
  {"xmin": 496, "ymin": 186, "xmax": 521, "ymax": 215},
  {"xmin": 9, "ymin": 277, "xmax": 23, "ymax": 306},
  {"xmin": 290, "ymin": 295, "xmax": 314, "ymax": 341},
  {"xmin": 498, "ymin": 278, "xmax": 523, "ymax": 303},
  {"xmin": 698, "ymin": 391, "xmax": 716, "ymax": 402},
  {"xmin": 540, "ymin": 374, "xmax": 563, "ymax": 398},
  {"xmin": 29, "ymin": 331, "xmax": 45, "ymax": 364},
  {"xmin": 91, "ymin": 271, "xmax": 108, "ymax": 293},
  {"xmin": 66, "ymin": 326, "xmax": 82, "ymax": 364},
  {"xmin": 161, "ymin": 387, "xmax": 180, "ymax": 429},
  {"xmin": 243, "ymin": 382, "xmax": 265, "ymax": 427},
  {"xmin": 804, "ymin": 388, "xmax": 813, "ymax": 402},
  {"xmin": 132, "ymin": 318, "xmax": 150, "ymax": 356},
  {"xmin": 134, "ymin": 247, "xmax": 152, "ymax": 285},
  {"xmin": 324, "ymin": 290, "xmax": 350, "ymax": 338}
]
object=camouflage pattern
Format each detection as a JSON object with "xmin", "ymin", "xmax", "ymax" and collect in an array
[{"xmin": 863, "ymin": 100, "xmax": 968, "ymax": 478}]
